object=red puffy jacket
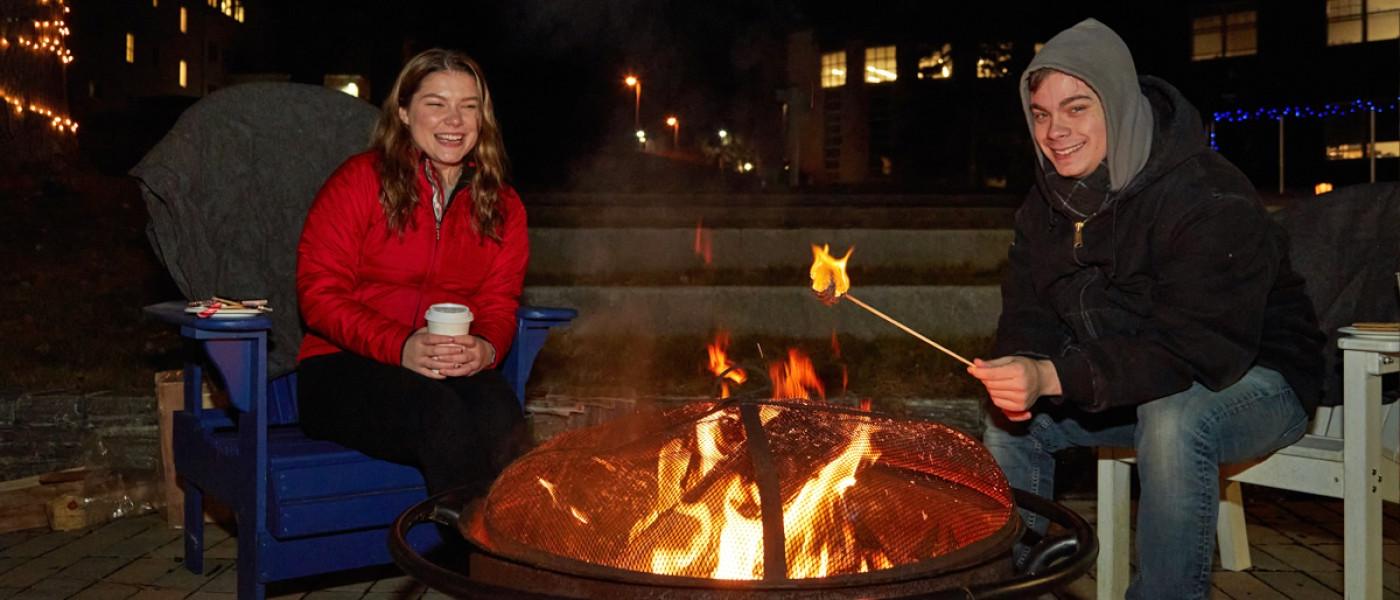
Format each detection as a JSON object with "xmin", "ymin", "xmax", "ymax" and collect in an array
[{"xmin": 296, "ymin": 151, "xmax": 527, "ymax": 368}]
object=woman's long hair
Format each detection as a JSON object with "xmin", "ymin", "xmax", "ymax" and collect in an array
[{"xmin": 370, "ymin": 49, "xmax": 509, "ymax": 241}]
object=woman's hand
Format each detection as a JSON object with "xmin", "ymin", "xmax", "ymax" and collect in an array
[
  {"xmin": 967, "ymin": 356, "xmax": 1061, "ymax": 422},
  {"xmin": 401, "ymin": 328, "xmax": 495, "ymax": 379}
]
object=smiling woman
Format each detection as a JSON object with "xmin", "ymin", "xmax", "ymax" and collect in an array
[
  {"xmin": 398, "ymin": 70, "xmax": 481, "ymax": 192},
  {"xmin": 294, "ymin": 48, "xmax": 530, "ymax": 497}
]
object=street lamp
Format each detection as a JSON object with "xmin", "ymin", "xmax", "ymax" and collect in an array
[
  {"xmin": 624, "ymin": 75, "xmax": 641, "ymax": 132},
  {"xmin": 666, "ymin": 115, "xmax": 679, "ymax": 148}
]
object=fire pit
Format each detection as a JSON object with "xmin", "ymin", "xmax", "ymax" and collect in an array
[{"xmin": 390, "ymin": 398, "xmax": 1096, "ymax": 598}]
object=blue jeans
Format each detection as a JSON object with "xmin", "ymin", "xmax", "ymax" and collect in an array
[{"xmin": 981, "ymin": 365, "xmax": 1308, "ymax": 600}]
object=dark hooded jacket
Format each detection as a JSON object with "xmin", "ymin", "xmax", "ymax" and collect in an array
[{"xmin": 994, "ymin": 21, "xmax": 1324, "ymax": 414}]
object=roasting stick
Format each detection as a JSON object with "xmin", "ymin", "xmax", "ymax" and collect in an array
[
  {"xmin": 834, "ymin": 288, "xmax": 1036, "ymax": 416},
  {"xmin": 811, "ymin": 244, "xmax": 1019, "ymax": 418},
  {"xmin": 842, "ymin": 293, "xmax": 973, "ymax": 367},
  {"xmin": 810, "ymin": 243, "xmax": 973, "ymax": 367}
]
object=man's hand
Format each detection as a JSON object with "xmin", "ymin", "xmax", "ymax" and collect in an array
[
  {"xmin": 967, "ymin": 356, "xmax": 1062, "ymax": 422},
  {"xmin": 401, "ymin": 328, "xmax": 494, "ymax": 379}
]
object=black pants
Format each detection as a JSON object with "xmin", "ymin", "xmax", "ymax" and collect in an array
[{"xmin": 297, "ymin": 352, "xmax": 527, "ymax": 496}]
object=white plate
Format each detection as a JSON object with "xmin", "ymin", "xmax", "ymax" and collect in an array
[
  {"xmin": 184, "ymin": 306, "xmax": 264, "ymax": 319},
  {"xmin": 1338, "ymin": 326, "xmax": 1400, "ymax": 340}
]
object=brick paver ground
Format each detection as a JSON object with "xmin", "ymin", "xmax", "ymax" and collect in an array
[{"xmin": 0, "ymin": 490, "xmax": 1394, "ymax": 599}]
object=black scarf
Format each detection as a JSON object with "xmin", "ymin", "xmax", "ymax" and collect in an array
[{"xmin": 1046, "ymin": 162, "xmax": 1111, "ymax": 220}]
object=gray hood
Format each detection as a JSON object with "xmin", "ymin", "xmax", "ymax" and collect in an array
[{"xmin": 1019, "ymin": 18, "xmax": 1153, "ymax": 192}]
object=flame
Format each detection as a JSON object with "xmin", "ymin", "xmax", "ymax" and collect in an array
[
  {"xmin": 830, "ymin": 330, "xmax": 841, "ymax": 358},
  {"xmin": 783, "ymin": 420, "xmax": 887, "ymax": 578},
  {"xmin": 694, "ymin": 218, "xmax": 713, "ymax": 265},
  {"xmin": 707, "ymin": 331, "xmax": 747, "ymax": 398},
  {"xmin": 809, "ymin": 244, "xmax": 853, "ymax": 297},
  {"xmin": 541, "ymin": 476, "xmax": 592, "ymax": 525},
  {"xmin": 769, "ymin": 348, "xmax": 825, "ymax": 401},
  {"xmin": 539, "ymin": 478, "xmax": 560, "ymax": 505},
  {"xmin": 638, "ymin": 408, "xmax": 886, "ymax": 579}
]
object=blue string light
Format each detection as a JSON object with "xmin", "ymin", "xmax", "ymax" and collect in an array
[{"xmin": 1210, "ymin": 97, "xmax": 1400, "ymax": 124}]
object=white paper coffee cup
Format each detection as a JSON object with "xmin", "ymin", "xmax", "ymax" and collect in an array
[{"xmin": 425, "ymin": 303, "xmax": 472, "ymax": 336}]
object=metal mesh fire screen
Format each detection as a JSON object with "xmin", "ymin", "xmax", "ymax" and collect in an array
[{"xmin": 467, "ymin": 399, "xmax": 1018, "ymax": 585}]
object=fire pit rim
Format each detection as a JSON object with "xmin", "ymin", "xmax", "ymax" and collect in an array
[
  {"xmin": 467, "ymin": 397, "xmax": 1024, "ymax": 589},
  {"xmin": 390, "ymin": 488, "xmax": 1099, "ymax": 599},
  {"xmin": 460, "ymin": 496, "xmax": 1025, "ymax": 590}
]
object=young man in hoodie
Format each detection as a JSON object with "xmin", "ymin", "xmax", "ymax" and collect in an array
[{"xmin": 969, "ymin": 18, "xmax": 1323, "ymax": 599}]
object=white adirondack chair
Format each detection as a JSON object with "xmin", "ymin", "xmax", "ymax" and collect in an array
[{"xmin": 1096, "ymin": 333, "xmax": 1399, "ymax": 599}]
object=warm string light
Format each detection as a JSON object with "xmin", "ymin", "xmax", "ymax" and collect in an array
[
  {"xmin": 0, "ymin": 91, "xmax": 77, "ymax": 133},
  {"xmin": 0, "ymin": 0, "xmax": 79, "ymax": 134},
  {"xmin": 1, "ymin": 2, "xmax": 74, "ymax": 64}
]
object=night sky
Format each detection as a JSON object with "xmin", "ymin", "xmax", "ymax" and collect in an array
[
  {"xmin": 229, "ymin": 1, "xmax": 1202, "ymax": 190},
  {"xmin": 242, "ymin": 0, "xmax": 805, "ymax": 187}
]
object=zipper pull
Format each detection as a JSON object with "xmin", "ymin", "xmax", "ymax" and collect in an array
[{"xmin": 1073, "ymin": 221, "xmax": 1085, "ymax": 248}]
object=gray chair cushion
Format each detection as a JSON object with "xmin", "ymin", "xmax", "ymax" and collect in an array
[{"xmin": 132, "ymin": 82, "xmax": 378, "ymax": 377}]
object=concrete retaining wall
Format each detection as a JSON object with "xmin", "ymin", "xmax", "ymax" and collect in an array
[
  {"xmin": 0, "ymin": 391, "xmax": 158, "ymax": 481},
  {"xmin": 522, "ymin": 285, "xmax": 1001, "ymax": 340},
  {"xmin": 529, "ymin": 228, "xmax": 1012, "ymax": 277}
]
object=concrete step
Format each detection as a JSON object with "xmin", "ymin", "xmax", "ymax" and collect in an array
[
  {"xmin": 528, "ymin": 228, "xmax": 1012, "ymax": 280},
  {"xmin": 522, "ymin": 284, "xmax": 1001, "ymax": 340},
  {"xmin": 525, "ymin": 194, "xmax": 1019, "ymax": 229}
]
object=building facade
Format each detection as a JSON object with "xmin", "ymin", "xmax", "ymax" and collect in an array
[
  {"xmin": 67, "ymin": 0, "xmax": 247, "ymax": 117},
  {"xmin": 783, "ymin": 2, "xmax": 1399, "ymax": 194}
]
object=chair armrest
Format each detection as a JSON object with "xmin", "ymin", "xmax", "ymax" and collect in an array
[
  {"xmin": 517, "ymin": 306, "xmax": 578, "ymax": 324},
  {"xmin": 144, "ymin": 300, "xmax": 273, "ymax": 334},
  {"xmin": 502, "ymin": 305, "xmax": 577, "ymax": 404},
  {"xmin": 144, "ymin": 300, "xmax": 270, "ymax": 415}
]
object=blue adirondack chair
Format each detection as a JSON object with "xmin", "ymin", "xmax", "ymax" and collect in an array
[
  {"xmin": 131, "ymin": 82, "xmax": 575, "ymax": 599},
  {"xmin": 142, "ymin": 302, "xmax": 572, "ymax": 600}
]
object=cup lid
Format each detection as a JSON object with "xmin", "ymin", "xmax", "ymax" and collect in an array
[{"xmin": 425, "ymin": 303, "xmax": 473, "ymax": 323}]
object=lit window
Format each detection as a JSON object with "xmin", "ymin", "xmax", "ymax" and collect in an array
[
  {"xmin": 152, "ymin": 0, "xmax": 158, "ymax": 6},
  {"xmin": 1034, "ymin": 42, "xmax": 1046, "ymax": 54},
  {"xmin": 1328, "ymin": 0, "xmax": 1400, "ymax": 44},
  {"xmin": 820, "ymin": 51, "xmax": 846, "ymax": 88},
  {"xmin": 1192, "ymin": 10, "xmax": 1257, "ymax": 60},
  {"xmin": 180, "ymin": 7, "xmax": 187, "ymax": 33},
  {"xmin": 1326, "ymin": 140, "xmax": 1400, "ymax": 159},
  {"xmin": 179, "ymin": 60, "xmax": 188, "ymax": 88},
  {"xmin": 917, "ymin": 44, "xmax": 953, "ymax": 80},
  {"xmin": 209, "ymin": 0, "xmax": 216, "ymax": 7},
  {"xmin": 236, "ymin": 5, "xmax": 245, "ymax": 22},
  {"xmin": 976, "ymin": 42, "xmax": 1013, "ymax": 79},
  {"xmin": 864, "ymin": 45, "xmax": 897, "ymax": 84},
  {"xmin": 125, "ymin": 33, "xmax": 134, "ymax": 63}
]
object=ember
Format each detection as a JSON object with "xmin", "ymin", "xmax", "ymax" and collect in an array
[{"xmin": 694, "ymin": 218, "xmax": 714, "ymax": 265}]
